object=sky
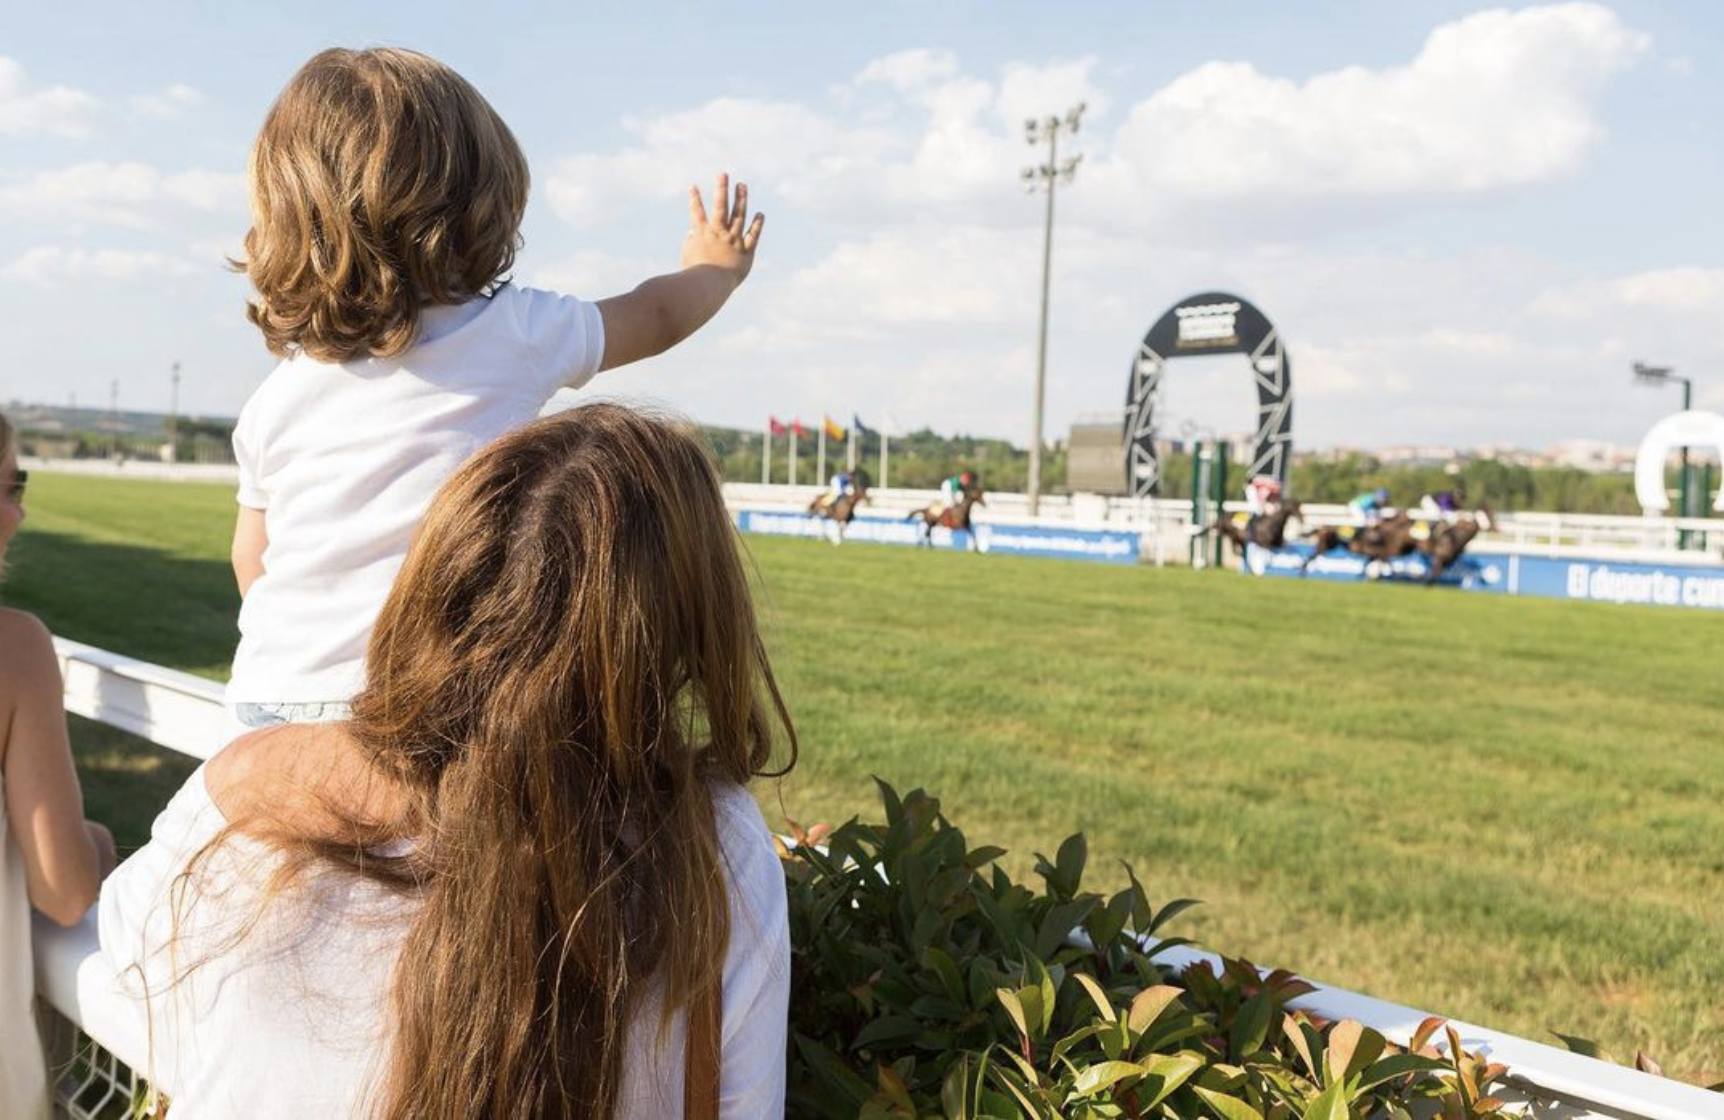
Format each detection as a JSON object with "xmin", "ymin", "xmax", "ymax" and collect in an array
[{"xmin": 4, "ymin": 1, "xmax": 1724, "ymax": 451}]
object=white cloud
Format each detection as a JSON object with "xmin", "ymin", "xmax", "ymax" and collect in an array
[
  {"xmin": 131, "ymin": 84, "xmax": 203, "ymax": 119},
  {"xmin": 0, "ymin": 57, "xmax": 100, "ymax": 138},
  {"xmin": 1093, "ymin": 3, "xmax": 1647, "ymax": 210},
  {"xmin": 1529, "ymin": 267, "xmax": 1724, "ymax": 318},
  {"xmin": 856, "ymin": 49, "xmax": 960, "ymax": 93},
  {"xmin": 3, "ymin": 245, "xmax": 201, "ymax": 285},
  {"xmin": 544, "ymin": 4, "xmax": 1642, "ymax": 251},
  {"xmin": 0, "ymin": 161, "xmax": 247, "ymax": 228},
  {"xmin": 526, "ymin": 249, "xmax": 659, "ymax": 297}
]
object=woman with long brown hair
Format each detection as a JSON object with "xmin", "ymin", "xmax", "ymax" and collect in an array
[{"xmin": 100, "ymin": 403, "xmax": 796, "ymax": 1117}]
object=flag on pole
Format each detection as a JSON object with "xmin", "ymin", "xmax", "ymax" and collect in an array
[
  {"xmin": 852, "ymin": 415, "xmax": 871, "ymax": 434},
  {"xmin": 769, "ymin": 416, "xmax": 787, "ymax": 436},
  {"xmin": 823, "ymin": 415, "xmax": 847, "ymax": 442},
  {"xmin": 791, "ymin": 419, "xmax": 805, "ymax": 437}
]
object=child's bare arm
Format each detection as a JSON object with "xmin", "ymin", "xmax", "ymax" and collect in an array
[
  {"xmin": 232, "ymin": 506, "xmax": 268, "ymax": 598},
  {"xmin": 597, "ymin": 173, "xmax": 765, "ymax": 372}
]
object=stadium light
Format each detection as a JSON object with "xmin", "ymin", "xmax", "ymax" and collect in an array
[
  {"xmin": 1022, "ymin": 101, "xmax": 1085, "ymax": 517},
  {"xmin": 1632, "ymin": 360, "xmax": 1697, "ymax": 536}
]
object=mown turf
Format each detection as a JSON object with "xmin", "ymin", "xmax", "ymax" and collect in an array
[{"xmin": 8, "ymin": 470, "xmax": 1722, "ymax": 1080}]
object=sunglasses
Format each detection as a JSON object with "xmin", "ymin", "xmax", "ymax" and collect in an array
[{"xmin": 8, "ymin": 470, "xmax": 25, "ymax": 502}]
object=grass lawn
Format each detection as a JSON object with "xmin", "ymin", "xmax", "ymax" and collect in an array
[{"xmin": 9, "ymin": 469, "xmax": 1723, "ymax": 1081}]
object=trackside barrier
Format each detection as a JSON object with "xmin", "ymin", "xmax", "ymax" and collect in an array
[
  {"xmin": 1247, "ymin": 543, "xmax": 1724, "ymax": 612},
  {"xmin": 33, "ymin": 638, "xmax": 1724, "ymax": 1119}
]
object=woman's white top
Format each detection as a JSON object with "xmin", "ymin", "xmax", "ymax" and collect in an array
[
  {"xmin": 0, "ymin": 772, "xmax": 52, "ymax": 1120},
  {"xmin": 98, "ymin": 767, "xmax": 789, "ymax": 1119}
]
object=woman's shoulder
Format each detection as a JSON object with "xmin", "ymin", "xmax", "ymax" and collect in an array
[
  {"xmin": 0, "ymin": 607, "xmax": 56, "ymax": 683},
  {"xmin": 0, "ymin": 605, "xmax": 52, "ymax": 649}
]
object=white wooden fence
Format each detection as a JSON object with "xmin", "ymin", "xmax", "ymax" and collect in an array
[{"xmin": 32, "ymin": 639, "xmax": 1724, "ymax": 1117}]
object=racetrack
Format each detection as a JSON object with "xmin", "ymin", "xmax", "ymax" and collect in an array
[{"xmin": 11, "ymin": 470, "xmax": 1723, "ymax": 1082}]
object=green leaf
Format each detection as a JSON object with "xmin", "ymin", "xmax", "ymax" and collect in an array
[
  {"xmin": 1300, "ymin": 1080, "xmax": 1350, "ymax": 1120},
  {"xmin": 874, "ymin": 1062, "xmax": 916, "ymax": 1113},
  {"xmin": 1055, "ymin": 833, "xmax": 1087, "ymax": 895},
  {"xmin": 1134, "ymin": 1052, "xmax": 1205, "ymax": 1110},
  {"xmin": 1194, "ymin": 1085, "xmax": 1267, "ymax": 1120},
  {"xmin": 941, "ymin": 1053, "xmax": 976, "ymax": 1120},
  {"xmin": 1149, "ymin": 896, "xmax": 1203, "ymax": 933},
  {"xmin": 1073, "ymin": 971, "xmax": 1118, "ymax": 1024},
  {"xmin": 965, "ymin": 845, "xmax": 1008, "ymax": 869},
  {"xmin": 1126, "ymin": 985, "xmax": 1183, "ymax": 1035},
  {"xmin": 852, "ymin": 1015, "xmax": 924, "ymax": 1051},
  {"xmin": 923, "ymin": 945, "xmax": 966, "ymax": 1004},
  {"xmin": 1283, "ymin": 1014, "xmax": 1317, "ymax": 1077},
  {"xmin": 997, "ymin": 987, "xmax": 1031, "ymax": 1043},
  {"xmin": 1069, "ymin": 1059, "xmax": 1147, "ymax": 1098},
  {"xmin": 1354, "ymin": 1053, "xmax": 1445, "ymax": 1093},
  {"xmin": 1229, "ymin": 990, "xmax": 1273, "ymax": 1061}
]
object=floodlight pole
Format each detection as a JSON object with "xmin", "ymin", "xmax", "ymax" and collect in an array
[
  {"xmin": 169, "ymin": 361, "xmax": 181, "ymax": 459},
  {"xmin": 1023, "ymin": 103, "xmax": 1084, "ymax": 517},
  {"xmin": 1632, "ymin": 361, "xmax": 1697, "ymax": 546}
]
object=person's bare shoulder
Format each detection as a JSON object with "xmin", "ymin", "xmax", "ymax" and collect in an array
[{"xmin": 0, "ymin": 607, "xmax": 58, "ymax": 690}]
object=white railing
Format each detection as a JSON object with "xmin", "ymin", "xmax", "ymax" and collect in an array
[
  {"xmin": 725, "ymin": 483, "xmax": 1722, "ymax": 568},
  {"xmin": 25, "ymin": 460, "xmax": 1719, "ymax": 565},
  {"xmin": 32, "ymin": 639, "xmax": 1724, "ymax": 1118}
]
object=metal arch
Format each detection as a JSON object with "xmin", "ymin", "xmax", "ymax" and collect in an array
[{"xmin": 1123, "ymin": 292, "xmax": 1295, "ymax": 498}]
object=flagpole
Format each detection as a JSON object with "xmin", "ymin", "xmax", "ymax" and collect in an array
[
  {"xmin": 816, "ymin": 423, "xmax": 826, "ymax": 485},
  {"xmin": 881, "ymin": 429, "xmax": 890, "ymax": 490},
  {"xmin": 762, "ymin": 419, "xmax": 771, "ymax": 485},
  {"xmin": 790, "ymin": 424, "xmax": 799, "ymax": 487},
  {"xmin": 848, "ymin": 425, "xmax": 857, "ymax": 472}
]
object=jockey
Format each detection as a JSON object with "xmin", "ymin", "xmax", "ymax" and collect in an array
[
  {"xmin": 1243, "ymin": 476, "xmax": 1282, "ymax": 519},
  {"xmin": 940, "ymin": 470, "xmax": 976, "ymax": 511},
  {"xmin": 1349, "ymin": 487, "xmax": 1391, "ymax": 526},
  {"xmin": 1418, "ymin": 487, "xmax": 1465, "ymax": 522},
  {"xmin": 813, "ymin": 469, "xmax": 854, "ymax": 513}
]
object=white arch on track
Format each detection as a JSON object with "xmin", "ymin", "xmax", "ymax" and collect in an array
[{"xmin": 1635, "ymin": 409, "xmax": 1724, "ymax": 513}]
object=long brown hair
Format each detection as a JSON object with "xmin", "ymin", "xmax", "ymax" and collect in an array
[
  {"xmin": 343, "ymin": 403, "xmax": 794, "ymax": 1116},
  {"xmin": 240, "ymin": 47, "xmax": 530, "ymax": 362}
]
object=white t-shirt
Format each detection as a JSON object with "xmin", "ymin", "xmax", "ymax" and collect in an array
[
  {"xmin": 97, "ymin": 768, "xmax": 789, "ymax": 1119},
  {"xmin": 227, "ymin": 285, "xmax": 605, "ymax": 704}
]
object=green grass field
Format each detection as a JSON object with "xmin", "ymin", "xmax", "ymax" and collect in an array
[{"xmin": 9, "ymin": 470, "xmax": 1723, "ymax": 1081}]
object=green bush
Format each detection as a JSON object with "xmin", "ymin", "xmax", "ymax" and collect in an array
[{"xmin": 782, "ymin": 780, "xmax": 1513, "ymax": 1118}]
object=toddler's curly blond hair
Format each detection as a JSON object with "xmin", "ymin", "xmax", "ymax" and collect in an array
[{"xmin": 241, "ymin": 48, "xmax": 529, "ymax": 362}]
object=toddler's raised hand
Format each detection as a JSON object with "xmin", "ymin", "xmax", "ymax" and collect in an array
[{"xmin": 684, "ymin": 172, "xmax": 764, "ymax": 282}]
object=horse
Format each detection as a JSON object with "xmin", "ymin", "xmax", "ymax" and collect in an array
[
  {"xmin": 1419, "ymin": 506, "xmax": 1494, "ymax": 583},
  {"xmin": 807, "ymin": 475, "xmax": 870, "ymax": 545},
  {"xmin": 1197, "ymin": 499, "xmax": 1304, "ymax": 560},
  {"xmin": 905, "ymin": 487, "xmax": 985, "ymax": 551},
  {"xmin": 1302, "ymin": 510, "xmax": 1420, "ymax": 577}
]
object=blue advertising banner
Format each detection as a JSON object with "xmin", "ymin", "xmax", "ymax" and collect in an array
[
  {"xmin": 1245, "ymin": 543, "xmax": 1506, "ymax": 591},
  {"xmin": 1245, "ymin": 544, "xmax": 1724, "ymax": 612},
  {"xmin": 734, "ymin": 510, "xmax": 1140, "ymax": 564}
]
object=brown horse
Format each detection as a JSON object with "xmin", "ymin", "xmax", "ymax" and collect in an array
[
  {"xmin": 905, "ymin": 487, "xmax": 985, "ymax": 550},
  {"xmin": 1302, "ymin": 511, "xmax": 1420, "ymax": 576},
  {"xmin": 807, "ymin": 476, "xmax": 870, "ymax": 544},
  {"xmin": 1419, "ymin": 506, "xmax": 1494, "ymax": 583},
  {"xmin": 1198, "ymin": 499, "xmax": 1304, "ymax": 559}
]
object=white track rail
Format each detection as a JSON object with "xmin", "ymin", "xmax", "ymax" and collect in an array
[{"xmin": 34, "ymin": 639, "xmax": 1724, "ymax": 1117}]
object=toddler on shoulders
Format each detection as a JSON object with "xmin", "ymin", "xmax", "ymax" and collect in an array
[{"xmin": 225, "ymin": 47, "xmax": 763, "ymax": 735}]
